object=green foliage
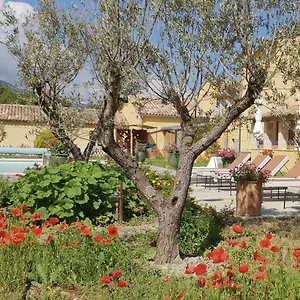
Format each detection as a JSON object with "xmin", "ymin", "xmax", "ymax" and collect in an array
[
  {"xmin": 0, "ymin": 177, "xmax": 13, "ymax": 207},
  {"xmin": 10, "ymin": 162, "xmax": 165, "ymax": 224},
  {"xmin": 180, "ymin": 205, "xmax": 222, "ymax": 256},
  {"xmin": 34, "ymin": 129, "xmax": 55, "ymax": 148},
  {"xmin": 0, "ymin": 85, "xmax": 32, "ymax": 105},
  {"xmin": 34, "ymin": 129, "xmax": 69, "ymax": 155},
  {"xmin": 11, "ymin": 162, "xmax": 120, "ymax": 223},
  {"xmin": 205, "ymin": 141, "xmax": 222, "ymax": 158}
]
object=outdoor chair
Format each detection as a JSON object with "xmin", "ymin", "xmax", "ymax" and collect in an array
[
  {"xmin": 261, "ymin": 155, "xmax": 289, "ymax": 176},
  {"xmin": 194, "ymin": 153, "xmax": 251, "ymax": 186},
  {"xmin": 203, "ymin": 154, "xmax": 272, "ymax": 192},
  {"xmin": 269, "ymin": 161, "xmax": 300, "ymax": 181}
]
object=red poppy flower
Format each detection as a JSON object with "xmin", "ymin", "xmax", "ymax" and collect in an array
[
  {"xmin": 259, "ymin": 239, "xmax": 271, "ymax": 249},
  {"xmin": 194, "ymin": 263, "xmax": 207, "ymax": 276},
  {"xmin": 48, "ymin": 217, "xmax": 59, "ymax": 226},
  {"xmin": 100, "ymin": 275, "xmax": 112, "ymax": 285},
  {"xmin": 110, "ymin": 270, "xmax": 122, "ymax": 278},
  {"xmin": 147, "ymin": 281, "xmax": 152, "ymax": 285},
  {"xmin": 103, "ymin": 238, "xmax": 112, "ymax": 245},
  {"xmin": 83, "ymin": 228, "xmax": 91, "ymax": 236},
  {"xmin": 211, "ymin": 270, "xmax": 222, "ymax": 281},
  {"xmin": 163, "ymin": 297, "xmax": 171, "ymax": 300},
  {"xmin": 30, "ymin": 212, "xmax": 41, "ymax": 221},
  {"xmin": 297, "ymin": 256, "xmax": 300, "ymax": 263},
  {"xmin": 46, "ymin": 235, "xmax": 53, "ymax": 243},
  {"xmin": 227, "ymin": 271, "xmax": 235, "ymax": 278},
  {"xmin": 232, "ymin": 224, "xmax": 243, "ymax": 234},
  {"xmin": 32, "ymin": 226, "xmax": 43, "ymax": 237},
  {"xmin": 117, "ymin": 280, "xmax": 127, "ymax": 288},
  {"xmin": 93, "ymin": 235, "xmax": 102, "ymax": 244},
  {"xmin": 226, "ymin": 237, "xmax": 239, "ymax": 247},
  {"xmin": 15, "ymin": 173, "xmax": 24, "ymax": 178},
  {"xmin": 258, "ymin": 265, "xmax": 265, "ymax": 272},
  {"xmin": 185, "ymin": 265, "xmax": 195, "ymax": 274},
  {"xmin": 175, "ymin": 290, "xmax": 185, "ymax": 300},
  {"xmin": 270, "ymin": 246, "xmax": 279, "ymax": 252},
  {"xmin": 71, "ymin": 221, "xmax": 81, "ymax": 227},
  {"xmin": 61, "ymin": 245, "xmax": 68, "ymax": 251},
  {"xmin": 197, "ymin": 277, "xmax": 206, "ymax": 288},
  {"xmin": 162, "ymin": 276, "xmax": 170, "ymax": 283},
  {"xmin": 292, "ymin": 264, "xmax": 299, "ymax": 269},
  {"xmin": 0, "ymin": 221, "xmax": 6, "ymax": 230},
  {"xmin": 19, "ymin": 217, "xmax": 26, "ymax": 222},
  {"xmin": 107, "ymin": 225, "xmax": 118, "ymax": 238},
  {"xmin": 206, "ymin": 248, "xmax": 229, "ymax": 264},
  {"xmin": 10, "ymin": 232, "xmax": 25, "ymax": 245},
  {"xmin": 238, "ymin": 264, "xmax": 249, "ymax": 273},
  {"xmin": 292, "ymin": 248, "xmax": 300, "ymax": 257},
  {"xmin": 11, "ymin": 208, "xmax": 21, "ymax": 217},
  {"xmin": 77, "ymin": 225, "xmax": 87, "ymax": 233},
  {"xmin": 240, "ymin": 241, "xmax": 247, "ymax": 248},
  {"xmin": 252, "ymin": 271, "xmax": 266, "ymax": 280},
  {"xmin": 57, "ymin": 224, "xmax": 69, "ymax": 231},
  {"xmin": 265, "ymin": 233, "xmax": 272, "ymax": 240},
  {"xmin": 70, "ymin": 241, "xmax": 79, "ymax": 246}
]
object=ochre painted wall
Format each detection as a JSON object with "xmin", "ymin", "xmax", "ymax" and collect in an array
[
  {"xmin": 0, "ymin": 121, "xmax": 95, "ymax": 150},
  {"xmin": 143, "ymin": 116, "xmax": 180, "ymax": 152}
]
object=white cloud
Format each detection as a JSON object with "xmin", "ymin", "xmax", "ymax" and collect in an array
[{"xmin": 0, "ymin": 1, "xmax": 34, "ymax": 85}]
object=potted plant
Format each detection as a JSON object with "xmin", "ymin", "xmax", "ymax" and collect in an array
[
  {"xmin": 231, "ymin": 164, "xmax": 271, "ymax": 216},
  {"xmin": 216, "ymin": 148, "xmax": 236, "ymax": 168},
  {"xmin": 163, "ymin": 143, "xmax": 179, "ymax": 169},
  {"xmin": 136, "ymin": 147, "xmax": 146, "ymax": 163},
  {"xmin": 261, "ymin": 149, "xmax": 274, "ymax": 158},
  {"xmin": 47, "ymin": 138, "xmax": 69, "ymax": 166}
]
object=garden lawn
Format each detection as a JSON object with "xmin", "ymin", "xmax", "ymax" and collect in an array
[{"xmin": 1, "ymin": 210, "xmax": 300, "ymax": 299}]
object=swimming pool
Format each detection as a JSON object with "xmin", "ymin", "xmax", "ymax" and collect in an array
[{"xmin": 0, "ymin": 158, "xmax": 43, "ymax": 174}]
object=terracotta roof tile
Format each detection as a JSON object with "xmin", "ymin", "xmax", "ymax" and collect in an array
[
  {"xmin": 263, "ymin": 104, "xmax": 299, "ymax": 118},
  {"xmin": 134, "ymin": 98, "xmax": 203, "ymax": 118},
  {"xmin": 0, "ymin": 104, "xmax": 128, "ymax": 127}
]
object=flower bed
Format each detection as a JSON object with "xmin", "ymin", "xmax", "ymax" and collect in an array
[{"xmin": 1, "ymin": 207, "xmax": 300, "ymax": 299}]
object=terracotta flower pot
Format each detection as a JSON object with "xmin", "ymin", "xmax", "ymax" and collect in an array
[{"xmin": 236, "ymin": 181, "xmax": 262, "ymax": 217}]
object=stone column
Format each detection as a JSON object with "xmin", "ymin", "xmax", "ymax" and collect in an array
[{"xmin": 278, "ymin": 121, "xmax": 287, "ymax": 150}]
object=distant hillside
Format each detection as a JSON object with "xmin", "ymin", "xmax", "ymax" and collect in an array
[{"xmin": 0, "ymin": 80, "xmax": 13, "ymax": 89}]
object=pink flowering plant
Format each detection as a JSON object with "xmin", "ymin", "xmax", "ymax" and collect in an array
[
  {"xmin": 216, "ymin": 147, "xmax": 235, "ymax": 165},
  {"xmin": 231, "ymin": 163, "xmax": 271, "ymax": 184}
]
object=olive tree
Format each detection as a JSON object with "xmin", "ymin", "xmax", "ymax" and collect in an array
[{"xmin": 2, "ymin": 0, "xmax": 300, "ymax": 264}]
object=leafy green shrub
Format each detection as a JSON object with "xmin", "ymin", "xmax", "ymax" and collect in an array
[
  {"xmin": 34, "ymin": 129, "xmax": 54, "ymax": 148},
  {"xmin": 0, "ymin": 177, "xmax": 13, "ymax": 207},
  {"xmin": 180, "ymin": 206, "xmax": 222, "ymax": 256},
  {"xmin": 11, "ymin": 162, "xmax": 123, "ymax": 223},
  {"xmin": 11, "ymin": 162, "xmax": 159, "ymax": 224}
]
